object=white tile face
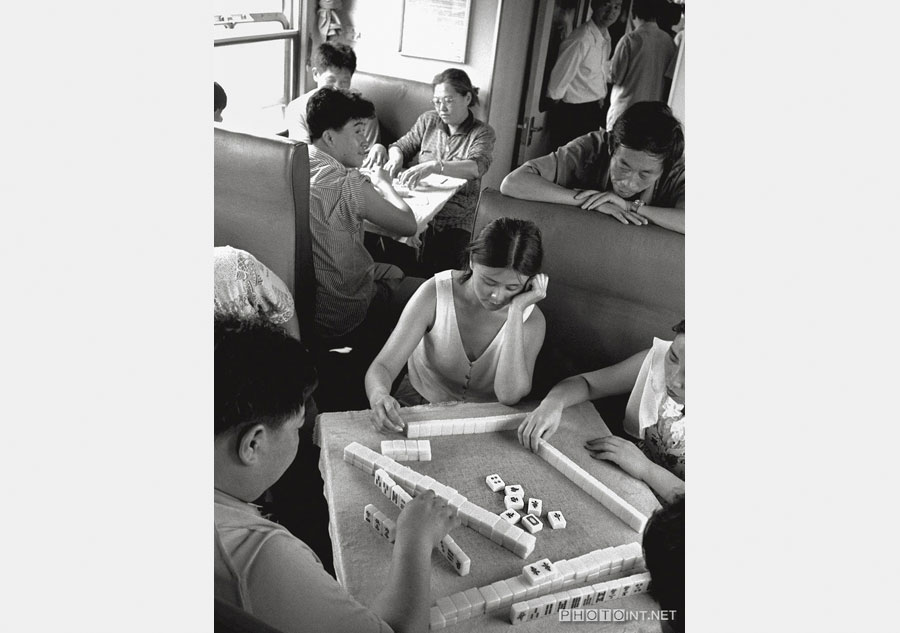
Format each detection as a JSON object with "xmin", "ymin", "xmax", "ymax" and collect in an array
[
  {"xmin": 521, "ymin": 513, "xmax": 543, "ymax": 534},
  {"xmin": 509, "ymin": 601, "xmax": 529, "ymax": 625},
  {"xmin": 382, "ymin": 517, "xmax": 396, "ymax": 543},
  {"xmin": 527, "ymin": 497, "xmax": 543, "ymax": 516},
  {"xmin": 504, "ymin": 495, "xmax": 525, "ymax": 511},
  {"xmin": 504, "ymin": 484, "xmax": 523, "ymax": 496},
  {"xmin": 500, "ymin": 509, "xmax": 521, "ymax": 524},
  {"xmin": 485, "ymin": 473, "xmax": 505, "ymax": 492},
  {"xmin": 521, "ymin": 558, "xmax": 558, "ymax": 585},
  {"xmin": 547, "ymin": 510, "xmax": 567, "ymax": 529}
]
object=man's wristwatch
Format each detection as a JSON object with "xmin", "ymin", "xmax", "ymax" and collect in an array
[{"xmin": 630, "ymin": 199, "xmax": 646, "ymax": 214}]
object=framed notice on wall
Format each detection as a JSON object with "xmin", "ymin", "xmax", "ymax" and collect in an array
[{"xmin": 400, "ymin": 0, "xmax": 471, "ymax": 63}]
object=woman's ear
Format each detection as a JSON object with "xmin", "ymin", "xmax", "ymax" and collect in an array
[{"xmin": 237, "ymin": 424, "xmax": 267, "ymax": 466}]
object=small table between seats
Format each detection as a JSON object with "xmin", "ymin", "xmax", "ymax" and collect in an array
[{"xmin": 315, "ymin": 401, "xmax": 664, "ymax": 632}]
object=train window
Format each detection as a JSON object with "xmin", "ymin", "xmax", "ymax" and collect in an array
[{"xmin": 213, "ymin": 0, "xmax": 303, "ymax": 133}]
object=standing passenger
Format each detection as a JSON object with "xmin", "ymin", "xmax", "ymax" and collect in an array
[
  {"xmin": 545, "ymin": 0, "xmax": 623, "ymax": 145},
  {"xmin": 384, "ymin": 69, "xmax": 496, "ymax": 277},
  {"xmin": 365, "ymin": 218, "xmax": 548, "ymax": 432},
  {"xmin": 306, "ymin": 87, "xmax": 422, "ymax": 357},
  {"xmin": 605, "ymin": 0, "xmax": 678, "ymax": 131}
]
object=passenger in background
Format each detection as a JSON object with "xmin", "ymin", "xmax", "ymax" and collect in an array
[
  {"xmin": 606, "ymin": 0, "xmax": 678, "ymax": 131},
  {"xmin": 518, "ymin": 320, "xmax": 685, "ymax": 504},
  {"xmin": 214, "ymin": 246, "xmax": 299, "ymax": 340},
  {"xmin": 366, "ymin": 218, "xmax": 547, "ymax": 432},
  {"xmin": 306, "ymin": 87, "xmax": 422, "ymax": 358},
  {"xmin": 384, "ymin": 68, "xmax": 496, "ymax": 276},
  {"xmin": 672, "ymin": 3, "xmax": 685, "ymax": 48},
  {"xmin": 214, "ymin": 82, "xmax": 227, "ymax": 122},
  {"xmin": 215, "ymin": 319, "xmax": 459, "ymax": 633},
  {"xmin": 500, "ymin": 101, "xmax": 685, "ymax": 234},
  {"xmin": 545, "ymin": 0, "xmax": 622, "ymax": 146},
  {"xmin": 284, "ymin": 41, "xmax": 386, "ymax": 169},
  {"xmin": 642, "ymin": 495, "xmax": 685, "ymax": 632}
]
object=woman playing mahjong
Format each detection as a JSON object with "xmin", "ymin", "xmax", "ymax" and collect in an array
[
  {"xmin": 365, "ymin": 217, "xmax": 548, "ymax": 432},
  {"xmin": 518, "ymin": 321, "xmax": 686, "ymax": 504}
]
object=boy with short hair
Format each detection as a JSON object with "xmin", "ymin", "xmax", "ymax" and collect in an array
[
  {"xmin": 642, "ymin": 495, "xmax": 684, "ymax": 633},
  {"xmin": 215, "ymin": 319, "xmax": 459, "ymax": 633},
  {"xmin": 306, "ymin": 87, "xmax": 423, "ymax": 355},
  {"xmin": 285, "ymin": 41, "xmax": 388, "ymax": 167}
]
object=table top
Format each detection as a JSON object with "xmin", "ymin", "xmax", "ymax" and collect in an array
[
  {"xmin": 362, "ymin": 172, "xmax": 467, "ymax": 245},
  {"xmin": 314, "ymin": 401, "xmax": 664, "ymax": 632}
]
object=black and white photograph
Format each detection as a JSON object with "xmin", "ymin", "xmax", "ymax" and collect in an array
[{"xmin": 6, "ymin": 1, "xmax": 900, "ymax": 632}]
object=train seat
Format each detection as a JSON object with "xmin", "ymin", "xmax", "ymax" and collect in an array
[
  {"xmin": 351, "ymin": 71, "xmax": 436, "ymax": 146},
  {"xmin": 214, "ymin": 126, "xmax": 316, "ymax": 341},
  {"xmin": 472, "ymin": 189, "xmax": 685, "ymax": 427}
]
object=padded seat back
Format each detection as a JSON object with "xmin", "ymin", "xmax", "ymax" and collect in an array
[
  {"xmin": 214, "ymin": 127, "xmax": 315, "ymax": 340},
  {"xmin": 351, "ymin": 72, "xmax": 436, "ymax": 145},
  {"xmin": 472, "ymin": 189, "xmax": 685, "ymax": 392}
]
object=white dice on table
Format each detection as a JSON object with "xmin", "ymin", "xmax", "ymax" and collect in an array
[
  {"xmin": 526, "ymin": 497, "xmax": 543, "ymax": 516},
  {"xmin": 504, "ymin": 484, "xmax": 523, "ymax": 496},
  {"xmin": 485, "ymin": 473, "xmax": 505, "ymax": 492}
]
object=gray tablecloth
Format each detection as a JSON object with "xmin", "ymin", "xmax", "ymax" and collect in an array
[{"xmin": 315, "ymin": 401, "xmax": 664, "ymax": 632}]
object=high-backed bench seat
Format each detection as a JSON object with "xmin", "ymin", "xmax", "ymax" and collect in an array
[
  {"xmin": 214, "ymin": 126, "xmax": 315, "ymax": 341},
  {"xmin": 472, "ymin": 189, "xmax": 685, "ymax": 423}
]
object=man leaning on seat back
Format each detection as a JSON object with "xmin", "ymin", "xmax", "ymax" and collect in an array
[{"xmin": 501, "ymin": 101, "xmax": 685, "ymax": 234}]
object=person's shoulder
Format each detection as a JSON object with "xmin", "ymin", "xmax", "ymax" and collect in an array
[
  {"xmin": 286, "ymin": 89, "xmax": 315, "ymax": 111},
  {"xmin": 257, "ymin": 529, "xmax": 321, "ymax": 566},
  {"xmin": 664, "ymin": 153, "xmax": 686, "ymax": 181},
  {"xmin": 571, "ymin": 20, "xmax": 593, "ymax": 38},
  {"xmin": 418, "ymin": 110, "xmax": 441, "ymax": 126},
  {"xmin": 473, "ymin": 117, "xmax": 496, "ymax": 137},
  {"xmin": 565, "ymin": 130, "xmax": 607, "ymax": 155},
  {"xmin": 406, "ymin": 275, "xmax": 439, "ymax": 312}
]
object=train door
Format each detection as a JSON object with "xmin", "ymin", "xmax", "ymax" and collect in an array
[{"xmin": 513, "ymin": 0, "xmax": 591, "ymax": 167}]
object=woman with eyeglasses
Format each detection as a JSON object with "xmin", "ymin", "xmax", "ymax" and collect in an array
[{"xmin": 384, "ymin": 68, "xmax": 496, "ymax": 276}]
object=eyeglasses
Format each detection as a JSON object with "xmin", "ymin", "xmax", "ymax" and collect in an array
[{"xmin": 432, "ymin": 97, "xmax": 457, "ymax": 108}]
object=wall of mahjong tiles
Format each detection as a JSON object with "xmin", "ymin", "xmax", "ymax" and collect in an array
[{"xmin": 315, "ymin": 401, "xmax": 664, "ymax": 632}]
